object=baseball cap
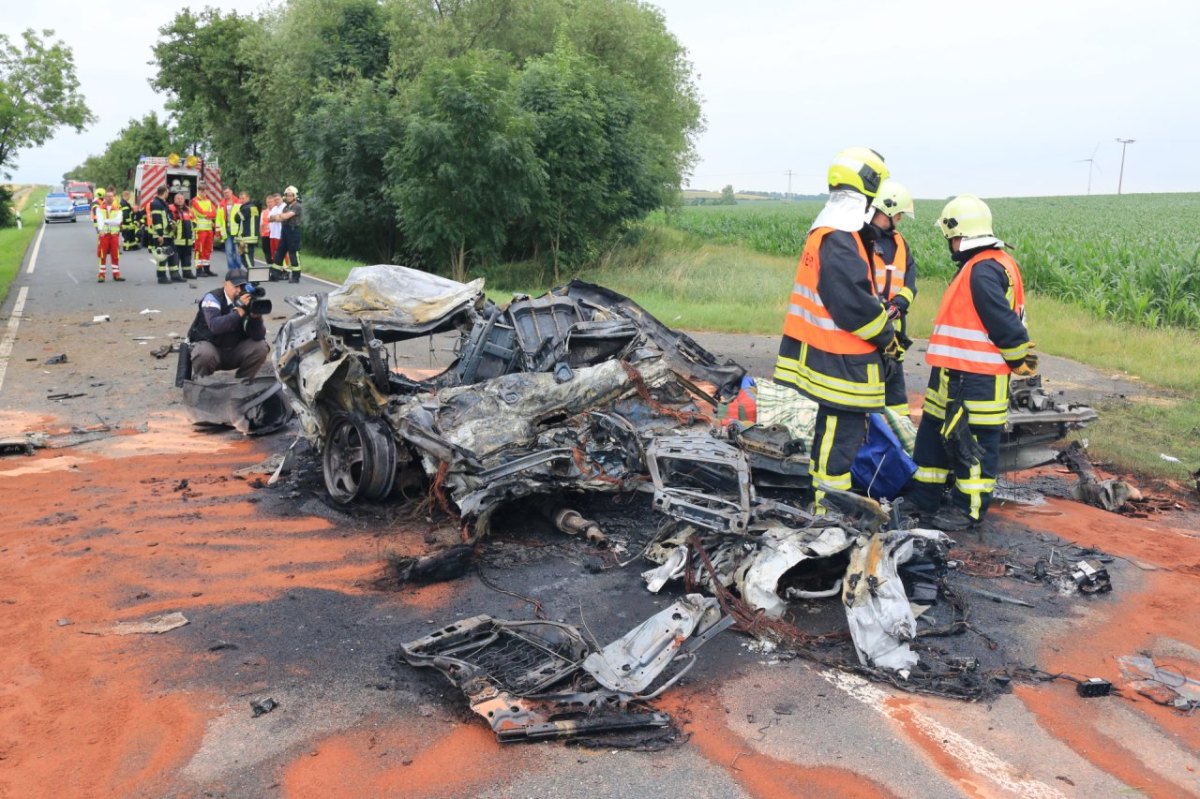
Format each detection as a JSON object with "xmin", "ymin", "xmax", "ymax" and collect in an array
[{"xmin": 224, "ymin": 267, "xmax": 249, "ymax": 282}]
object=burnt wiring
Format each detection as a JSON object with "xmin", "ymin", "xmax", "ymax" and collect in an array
[{"xmin": 475, "ymin": 563, "xmax": 549, "ymax": 620}]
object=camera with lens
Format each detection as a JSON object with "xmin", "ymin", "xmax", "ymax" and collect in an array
[{"xmin": 237, "ymin": 282, "xmax": 272, "ymax": 315}]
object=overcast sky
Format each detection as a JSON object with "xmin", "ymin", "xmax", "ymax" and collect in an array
[{"xmin": 7, "ymin": 0, "xmax": 1197, "ymax": 198}]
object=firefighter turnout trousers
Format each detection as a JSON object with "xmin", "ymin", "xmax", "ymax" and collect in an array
[
  {"xmin": 907, "ymin": 367, "xmax": 1008, "ymax": 521},
  {"xmin": 809, "ymin": 405, "xmax": 869, "ymax": 513}
]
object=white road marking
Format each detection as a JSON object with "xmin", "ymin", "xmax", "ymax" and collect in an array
[
  {"xmin": 25, "ymin": 223, "xmax": 46, "ymax": 274},
  {"xmin": 0, "ymin": 286, "xmax": 30, "ymax": 395},
  {"xmin": 820, "ymin": 670, "xmax": 1068, "ymax": 799}
]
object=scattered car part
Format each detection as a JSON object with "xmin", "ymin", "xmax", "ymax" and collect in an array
[
  {"xmin": 1056, "ymin": 440, "xmax": 1141, "ymax": 512},
  {"xmin": 842, "ymin": 529, "xmax": 953, "ymax": 674},
  {"xmin": 400, "ymin": 600, "xmax": 730, "ymax": 743},
  {"xmin": 181, "ymin": 375, "xmax": 294, "ymax": 436},
  {"xmin": 250, "ymin": 698, "xmax": 279, "ymax": 717},
  {"xmin": 1075, "ymin": 678, "xmax": 1113, "ymax": 698},
  {"xmin": 581, "ymin": 594, "xmax": 727, "ymax": 696},
  {"xmin": 1002, "ymin": 376, "xmax": 1098, "ymax": 471},
  {"xmin": 1070, "ymin": 559, "xmax": 1112, "ymax": 594},
  {"xmin": 734, "ymin": 524, "xmax": 854, "ymax": 619},
  {"xmin": 646, "ymin": 435, "xmax": 753, "ymax": 534}
]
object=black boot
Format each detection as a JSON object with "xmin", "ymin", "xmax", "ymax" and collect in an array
[
  {"xmin": 183, "ymin": 269, "xmax": 197, "ymax": 280},
  {"xmin": 268, "ymin": 268, "xmax": 284, "ymax": 282},
  {"xmin": 157, "ymin": 272, "xmax": 171, "ymax": 285},
  {"xmin": 289, "ymin": 270, "xmax": 301, "ymax": 284},
  {"xmin": 171, "ymin": 271, "xmax": 186, "ymax": 282}
]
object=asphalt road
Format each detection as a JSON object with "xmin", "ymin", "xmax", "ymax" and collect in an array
[{"xmin": 0, "ymin": 218, "xmax": 1195, "ymax": 798}]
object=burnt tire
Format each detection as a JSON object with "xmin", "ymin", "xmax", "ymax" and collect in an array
[{"xmin": 322, "ymin": 412, "xmax": 397, "ymax": 504}]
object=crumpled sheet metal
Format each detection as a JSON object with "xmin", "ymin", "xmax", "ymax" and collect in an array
[
  {"xmin": 734, "ymin": 523, "xmax": 854, "ymax": 619},
  {"xmin": 842, "ymin": 529, "xmax": 951, "ymax": 674},
  {"xmin": 394, "ymin": 356, "xmax": 673, "ymax": 459},
  {"xmin": 181, "ymin": 374, "xmax": 294, "ymax": 435},
  {"xmin": 400, "ymin": 602, "xmax": 729, "ymax": 742},
  {"xmin": 582, "ymin": 594, "xmax": 723, "ymax": 695},
  {"xmin": 325, "ymin": 264, "xmax": 484, "ymax": 333},
  {"xmin": 390, "ymin": 356, "xmax": 680, "ymax": 526}
]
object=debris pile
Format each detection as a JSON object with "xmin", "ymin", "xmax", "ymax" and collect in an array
[{"xmin": 266, "ymin": 266, "xmax": 1126, "ymax": 741}]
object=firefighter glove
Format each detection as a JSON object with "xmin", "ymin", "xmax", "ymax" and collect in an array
[
  {"xmin": 1012, "ymin": 345, "xmax": 1039, "ymax": 377},
  {"xmin": 940, "ymin": 399, "xmax": 985, "ymax": 468},
  {"xmin": 882, "ymin": 335, "xmax": 906, "ymax": 360}
]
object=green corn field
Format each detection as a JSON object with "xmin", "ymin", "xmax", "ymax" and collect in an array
[{"xmin": 649, "ymin": 194, "xmax": 1200, "ymax": 330}]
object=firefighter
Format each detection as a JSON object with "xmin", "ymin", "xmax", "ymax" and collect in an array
[
  {"xmin": 907, "ymin": 194, "xmax": 1035, "ymax": 530},
  {"xmin": 147, "ymin": 186, "xmax": 178, "ymax": 283},
  {"xmin": 773, "ymin": 147, "xmax": 898, "ymax": 514},
  {"xmin": 94, "ymin": 191, "xmax": 124, "ymax": 282},
  {"xmin": 233, "ymin": 191, "xmax": 261, "ymax": 269},
  {"xmin": 170, "ymin": 192, "xmax": 197, "ymax": 281},
  {"xmin": 868, "ymin": 180, "xmax": 918, "ymax": 417},
  {"xmin": 270, "ymin": 185, "xmax": 303, "ymax": 283},
  {"xmin": 192, "ymin": 192, "xmax": 218, "ymax": 276},
  {"xmin": 119, "ymin": 191, "xmax": 140, "ymax": 251}
]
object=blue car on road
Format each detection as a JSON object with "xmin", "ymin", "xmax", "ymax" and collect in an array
[{"xmin": 44, "ymin": 193, "xmax": 77, "ymax": 223}]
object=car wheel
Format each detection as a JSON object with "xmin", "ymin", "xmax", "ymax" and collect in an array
[{"xmin": 322, "ymin": 412, "xmax": 397, "ymax": 504}]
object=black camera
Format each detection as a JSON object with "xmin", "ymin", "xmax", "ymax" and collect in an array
[{"xmin": 237, "ymin": 282, "xmax": 272, "ymax": 315}]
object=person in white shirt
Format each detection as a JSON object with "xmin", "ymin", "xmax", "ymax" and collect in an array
[{"xmin": 268, "ymin": 193, "xmax": 286, "ymax": 280}]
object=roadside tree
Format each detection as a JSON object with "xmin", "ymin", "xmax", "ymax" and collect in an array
[
  {"xmin": 0, "ymin": 29, "xmax": 93, "ymax": 179},
  {"xmin": 390, "ymin": 52, "xmax": 542, "ymax": 281}
]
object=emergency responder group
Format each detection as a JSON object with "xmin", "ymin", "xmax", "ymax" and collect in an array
[
  {"xmin": 90, "ymin": 182, "xmax": 304, "ymax": 286},
  {"xmin": 775, "ymin": 147, "xmax": 1035, "ymax": 531}
]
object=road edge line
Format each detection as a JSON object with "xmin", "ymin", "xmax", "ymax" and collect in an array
[
  {"xmin": 26, "ymin": 222, "xmax": 46, "ymax": 275},
  {"xmin": 0, "ymin": 286, "xmax": 31, "ymax": 395}
]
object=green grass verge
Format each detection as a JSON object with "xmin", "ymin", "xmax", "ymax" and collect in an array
[{"xmin": 0, "ymin": 186, "xmax": 50, "ymax": 304}]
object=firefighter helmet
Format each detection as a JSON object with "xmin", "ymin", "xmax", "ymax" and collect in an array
[
  {"xmin": 936, "ymin": 194, "xmax": 993, "ymax": 239},
  {"xmin": 871, "ymin": 180, "xmax": 914, "ymax": 219},
  {"xmin": 94, "ymin": 187, "xmax": 106, "ymax": 198},
  {"xmin": 827, "ymin": 147, "xmax": 889, "ymax": 197}
]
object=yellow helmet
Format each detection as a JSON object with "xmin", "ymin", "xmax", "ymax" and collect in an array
[
  {"xmin": 936, "ymin": 194, "xmax": 992, "ymax": 239},
  {"xmin": 95, "ymin": 187, "xmax": 106, "ymax": 198},
  {"xmin": 871, "ymin": 179, "xmax": 914, "ymax": 219},
  {"xmin": 827, "ymin": 147, "xmax": 889, "ymax": 197}
]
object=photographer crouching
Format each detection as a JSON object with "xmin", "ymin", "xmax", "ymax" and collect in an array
[{"xmin": 186, "ymin": 267, "xmax": 272, "ymax": 378}]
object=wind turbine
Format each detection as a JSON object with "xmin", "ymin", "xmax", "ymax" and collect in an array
[{"xmin": 1075, "ymin": 143, "xmax": 1101, "ymax": 196}]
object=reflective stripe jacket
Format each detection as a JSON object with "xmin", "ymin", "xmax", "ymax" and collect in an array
[
  {"xmin": 215, "ymin": 199, "xmax": 239, "ymax": 237},
  {"xmin": 233, "ymin": 202, "xmax": 260, "ymax": 243},
  {"xmin": 93, "ymin": 201, "xmax": 122, "ymax": 234},
  {"xmin": 170, "ymin": 204, "xmax": 195, "ymax": 246},
  {"xmin": 192, "ymin": 197, "xmax": 217, "ymax": 232},
  {"xmin": 774, "ymin": 226, "xmax": 895, "ymax": 411},
  {"xmin": 119, "ymin": 200, "xmax": 138, "ymax": 230},
  {"xmin": 872, "ymin": 231, "xmax": 916, "ymax": 307},
  {"xmin": 148, "ymin": 198, "xmax": 171, "ymax": 238},
  {"xmin": 926, "ymin": 248, "xmax": 1028, "ymax": 376}
]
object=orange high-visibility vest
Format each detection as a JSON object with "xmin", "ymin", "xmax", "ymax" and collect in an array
[
  {"xmin": 781, "ymin": 227, "xmax": 877, "ymax": 355},
  {"xmin": 192, "ymin": 197, "xmax": 216, "ymax": 231},
  {"xmin": 872, "ymin": 233, "xmax": 908, "ymax": 300},
  {"xmin": 926, "ymin": 249, "xmax": 1026, "ymax": 375}
]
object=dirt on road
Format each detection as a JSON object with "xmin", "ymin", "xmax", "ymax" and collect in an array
[{"xmin": 1, "ymin": 302, "xmax": 1199, "ymax": 799}]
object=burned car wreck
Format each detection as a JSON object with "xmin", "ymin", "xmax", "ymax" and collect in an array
[{"xmin": 273, "ymin": 265, "xmax": 1104, "ymax": 741}]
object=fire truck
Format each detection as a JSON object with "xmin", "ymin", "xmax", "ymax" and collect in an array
[{"xmin": 132, "ymin": 154, "xmax": 222, "ymax": 207}]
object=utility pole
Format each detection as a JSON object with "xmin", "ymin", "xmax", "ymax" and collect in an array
[
  {"xmin": 784, "ymin": 170, "xmax": 793, "ymax": 200},
  {"xmin": 1115, "ymin": 138, "xmax": 1135, "ymax": 195}
]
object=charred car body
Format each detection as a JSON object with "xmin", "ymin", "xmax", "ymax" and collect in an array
[{"xmin": 273, "ymin": 264, "xmax": 1094, "ymax": 525}]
